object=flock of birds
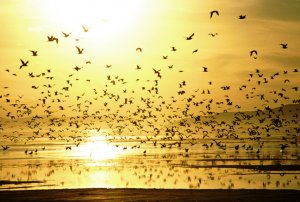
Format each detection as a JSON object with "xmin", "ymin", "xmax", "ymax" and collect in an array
[{"xmin": 0, "ymin": 9, "xmax": 300, "ymax": 189}]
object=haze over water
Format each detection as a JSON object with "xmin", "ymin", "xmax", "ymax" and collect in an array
[{"xmin": 0, "ymin": 0, "xmax": 300, "ymax": 191}]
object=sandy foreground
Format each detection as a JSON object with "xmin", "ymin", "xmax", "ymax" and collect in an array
[{"xmin": 0, "ymin": 188, "xmax": 299, "ymax": 202}]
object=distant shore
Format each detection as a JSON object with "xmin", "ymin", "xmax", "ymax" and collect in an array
[{"xmin": 0, "ymin": 188, "xmax": 299, "ymax": 202}]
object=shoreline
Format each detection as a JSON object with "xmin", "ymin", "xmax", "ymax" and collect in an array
[{"xmin": 0, "ymin": 188, "xmax": 299, "ymax": 202}]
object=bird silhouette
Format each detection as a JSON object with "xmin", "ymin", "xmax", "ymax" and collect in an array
[
  {"xmin": 81, "ymin": 25, "xmax": 90, "ymax": 32},
  {"xmin": 280, "ymin": 44, "xmax": 288, "ymax": 49},
  {"xmin": 250, "ymin": 50, "xmax": 258, "ymax": 58},
  {"xmin": 210, "ymin": 10, "xmax": 219, "ymax": 19},
  {"xmin": 192, "ymin": 49, "xmax": 198, "ymax": 54},
  {"xmin": 76, "ymin": 46, "xmax": 84, "ymax": 54},
  {"xmin": 185, "ymin": 33, "xmax": 194, "ymax": 40},
  {"xmin": 208, "ymin": 33, "xmax": 218, "ymax": 37},
  {"xmin": 62, "ymin": 32, "xmax": 71, "ymax": 37},
  {"xmin": 136, "ymin": 48, "xmax": 142, "ymax": 52},
  {"xmin": 30, "ymin": 50, "xmax": 38, "ymax": 56},
  {"xmin": 238, "ymin": 15, "xmax": 246, "ymax": 19},
  {"xmin": 20, "ymin": 59, "xmax": 29, "ymax": 69}
]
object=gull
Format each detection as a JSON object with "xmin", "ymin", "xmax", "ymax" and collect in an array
[
  {"xmin": 106, "ymin": 64, "xmax": 112, "ymax": 68},
  {"xmin": 136, "ymin": 47, "xmax": 142, "ymax": 52},
  {"xmin": 280, "ymin": 43, "xmax": 288, "ymax": 49},
  {"xmin": 1, "ymin": 145, "xmax": 9, "ymax": 151},
  {"xmin": 20, "ymin": 59, "xmax": 29, "ymax": 69},
  {"xmin": 185, "ymin": 33, "xmax": 194, "ymax": 40},
  {"xmin": 162, "ymin": 56, "xmax": 168, "ymax": 59},
  {"xmin": 76, "ymin": 46, "xmax": 84, "ymax": 54},
  {"xmin": 238, "ymin": 15, "xmax": 246, "ymax": 19},
  {"xmin": 202, "ymin": 67, "xmax": 208, "ymax": 72},
  {"xmin": 30, "ymin": 50, "xmax": 38, "ymax": 56},
  {"xmin": 250, "ymin": 50, "xmax": 258, "ymax": 58},
  {"xmin": 171, "ymin": 46, "xmax": 177, "ymax": 51},
  {"xmin": 81, "ymin": 25, "xmax": 90, "ymax": 32},
  {"xmin": 47, "ymin": 36, "xmax": 58, "ymax": 44},
  {"xmin": 62, "ymin": 32, "xmax": 71, "ymax": 37},
  {"xmin": 73, "ymin": 66, "xmax": 82, "ymax": 71},
  {"xmin": 192, "ymin": 49, "xmax": 198, "ymax": 54},
  {"xmin": 210, "ymin": 10, "xmax": 219, "ymax": 19},
  {"xmin": 208, "ymin": 33, "xmax": 218, "ymax": 37}
]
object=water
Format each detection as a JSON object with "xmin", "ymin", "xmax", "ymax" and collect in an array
[{"xmin": 0, "ymin": 109, "xmax": 300, "ymax": 190}]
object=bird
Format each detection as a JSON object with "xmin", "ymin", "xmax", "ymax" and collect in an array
[
  {"xmin": 62, "ymin": 32, "xmax": 71, "ymax": 37},
  {"xmin": 30, "ymin": 50, "xmax": 38, "ymax": 56},
  {"xmin": 76, "ymin": 46, "xmax": 84, "ymax": 54},
  {"xmin": 210, "ymin": 10, "xmax": 219, "ymax": 19},
  {"xmin": 1, "ymin": 145, "xmax": 9, "ymax": 151},
  {"xmin": 20, "ymin": 59, "xmax": 29, "ymax": 69},
  {"xmin": 136, "ymin": 48, "xmax": 142, "ymax": 52},
  {"xmin": 171, "ymin": 46, "xmax": 177, "ymax": 51},
  {"xmin": 250, "ymin": 50, "xmax": 258, "ymax": 58},
  {"xmin": 73, "ymin": 66, "xmax": 82, "ymax": 71},
  {"xmin": 185, "ymin": 33, "xmax": 194, "ymax": 40},
  {"xmin": 208, "ymin": 33, "xmax": 218, "ymax": 37},
  {"xmin": 280, "ymin": 44, "xmax": 288, "ymax": 49},
  {"xmin": 192, "ymin": 49, "xmax": 198, "ymax": 54},
  {"xmin": 202, "ymin": 67, "xmax": 208, "ymax": 72},
  {"xmin": 238, "ymin": 15, "xmax": 246, "ymax": 19},
  {"xmin": 81, "ymin": 25, "xmax": 90, "ymax": 32},
  {"xmin": 106, "ymin": 65, "xmax": 112, "ymax": 68}
]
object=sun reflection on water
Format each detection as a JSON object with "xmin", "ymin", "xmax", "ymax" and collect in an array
[{"xmin": 75, "ymin": 131, "xmax": 121, "ymax": 162}]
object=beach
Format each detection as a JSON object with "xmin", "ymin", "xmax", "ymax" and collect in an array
[{"xmin": 0, "ymin": 188, "xmax": 300, "ymax": 202}]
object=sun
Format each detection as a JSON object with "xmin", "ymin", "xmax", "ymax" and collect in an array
[
  {"xmin": 37, "ymin": 0, "xmax": 147, "ymax": 37},
  {"xmin": 75, "ymin": 134, "xmax": 121, "ymax": 161}
]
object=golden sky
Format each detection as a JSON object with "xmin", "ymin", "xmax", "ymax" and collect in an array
[{"xmin": 0, "ymin": 0, "xmax": 300, "ymax": 117}]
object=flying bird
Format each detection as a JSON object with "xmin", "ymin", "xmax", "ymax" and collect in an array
[
  {"xmin": 20, "ymin": 59, "xmax": 29, "ymax": 69},
  {"xmin": 30, "ymin": 50, "xmax": 38, "ymax": 56},
  {"xmin": 250, "ymin": 50, "xmax": 258, "ymax": 58},
  {"xmin": 62, "ymin": 32, "xmax": 71, "ymax": 37},
  {"xmin": 210, "ymin": 10, "xmax": 219, "ymax": 19},
  {"xmin": 280, "ymin": 44, "xmax": 288, "ymax": 49},
  {"xmin": 136, "ymin": 47, "xmax": 142, "ymax": 52},
  {"xmin": 185, "ymin": 33, "xmax": 194, "ymax": 40},
  {"xmin": 239, "ymin": 15, "xmax": 246, "ymax": 19},
  {"xmin": 76, "ymin": 46, "xmax": 84, "ymax": 54},
  {"xmin": 208, "ymin": 33, "xmax": 218, "ymax": 37},
  {"xmin": 202, "ymin": 67, "xmax": 208, "ymax": 72},
  {"xmin": 81, "ymin": 25, "xmax": 90, "ymax": 32}
]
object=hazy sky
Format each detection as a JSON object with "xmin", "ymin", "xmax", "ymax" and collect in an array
[{"xmin": 0, "ymin": 0, "xmax": 299, "ymax": 117}]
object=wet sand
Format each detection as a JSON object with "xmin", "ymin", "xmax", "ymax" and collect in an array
[{"xmin": 0, "ymin": 188, "xmax": 299, "ymax": 202}]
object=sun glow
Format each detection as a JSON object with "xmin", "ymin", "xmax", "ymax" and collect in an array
[
  {"xmin": 38, "ymin": 0, "xmax": 147, "ymax": 37},
  {"xmin": 77, "ymin": 135, "xmax": 121, "ymax": 161}
]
